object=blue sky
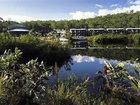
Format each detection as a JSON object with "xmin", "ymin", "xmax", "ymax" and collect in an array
[{"xmin": 0, "ymin": 0, "xmax": 140, "ymax": 22}]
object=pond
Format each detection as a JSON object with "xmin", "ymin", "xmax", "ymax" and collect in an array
[{"xmin": 48, "ymin": 49, "xmax": 140, "ymax": 82}]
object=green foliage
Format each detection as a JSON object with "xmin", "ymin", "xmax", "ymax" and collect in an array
[
  {"xmin": 127, "ymin": 60, "xmax": 140, "ymax": 95},
  {"xmin": 102, "ymin": 61, "xmax": 140, "ymax": 104},
  {"xmin": 23, "ymin": 12, "xmax": 140, "ymax": 30},
  {"xmin": 0, "ymin": 34, "xmax": 70, "ymax": 65},
  {"xmin": 23, "ymin": 21, "xmax": 53, "ymax": 35},
  {"xmin": 0, "ymin": 20, "xmax": 18, "ymax": 33},
  {"xmin": 1, "ymin": 12, "xmax": 140, "ymax": 34},
  {"xmin": 45, "ymin": 76, "xmax": 91, "ymax": 105},
  {"xmin": 0, "ymin": 48, "xmax": 49, "ymax": 105},
  {"xmin": 87, "ymin": 34, "xmax": 140, "ymax": 47}
]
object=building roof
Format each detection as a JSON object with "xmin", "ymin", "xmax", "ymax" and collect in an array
[
  {"xmin": 88, "ymin": 28, "xmax": 105, "ymax": 30},
  {"xmin": 8, "ymin": 24, "xmax": 28, "ymax": 30},
  {"xmin": 70, "ymin": 28, "xmax": 87, "ymax": 30},
  {"xmin": 126, "ymin": 28, "xmax": 140, "ymax": 30},
  {"xmin": 107, "ymin": 28, "xmax": 124, "ymax": 30},
  {"xmin": 8, "ymin": 28, "xmax": 29, "ymax": 32}
]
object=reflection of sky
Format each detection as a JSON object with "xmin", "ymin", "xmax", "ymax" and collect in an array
[
  {"xmin": 72, "ymin": 54, "xmax": 95, "ymax": 63},
  {"xmin": 58, "ymin": 55, "xmax": 108, "ymax": 79},
  {"xmin": 48, "ymin": 55, "xmax": 137, "ymax": 83},
  {"xmin": 72, "ymin": 54, "xmax": 119, "ymax": 64}
]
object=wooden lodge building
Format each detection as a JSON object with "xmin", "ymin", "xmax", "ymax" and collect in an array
[
  {"xmin": 106, "ymin": 28, "xmax": 125, "ymax": 34},
  {"xmin": 70, "ymin": 28, "xmax": 140, "ymax": 48},
  {"xmin": 70, "ymin": 28, "xmax": 88, "ymax": 37},
  {"xmin": 88, "ymin": 28, "xmax": 106, "ymax": 35},
  {"xmin": 70, "ymin": 28, "xmax": 88, "ymax": 48},
  {"xmin": 70, "ymin": 28, "xmax": 140, "ymax": 37},
  {"xmin": 126, "ymin": 28, "xmax": 140, "ymax": 34}
]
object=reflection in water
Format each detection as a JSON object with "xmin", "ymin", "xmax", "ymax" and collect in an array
[
  {"xmin": 71, "ymin": 49, "xmax": 140, "ymax": 61},
  {"xmin": 50, "ymin": 58, "xmax": 73, "ymax": 76},
  {"xmin": 72, "ymin": 54, "xmax": 95, "ymax": 63},
  {"xmin": 49, "ymin": 49, "xmax": 140, "ymax": 82},
  {"xmin": 50, "ymin": 55, "xmax": 127, "ymax": 80}
]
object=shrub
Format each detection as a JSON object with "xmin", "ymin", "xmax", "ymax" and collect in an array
[
  {"xmin": 0, "ymin": 34, "xmax": 71, "ymax": 66},
  {"xmin": 0, "ymin": 48, "xmax": 49, "ymax": 105},
  {"xmin": 87, "ymin": 33, "xmax": 140, "ymax": 47}
]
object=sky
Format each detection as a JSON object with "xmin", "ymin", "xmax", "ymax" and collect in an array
[{"xmin": 0, "ymin": 0, "xmax": 140, "ymax": 22}]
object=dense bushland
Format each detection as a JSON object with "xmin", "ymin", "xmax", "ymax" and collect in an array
[
  {"xmin": 23, "ymin": 12, "xmax": 140, "ymax": 31},
  {"xmin": 1, "ymin": 12, "xmax": 140, "ymax": 34},
  {"xmin": 0, "ymin": 48, "xmax": 49, "ymax": 105},
  {"xmin": 87, "ymin": 34, "xmax": 140, "ymax": 47},
  {"xmin": 0, "ymin": 33, "xmax": 70, "ymax": 66}
]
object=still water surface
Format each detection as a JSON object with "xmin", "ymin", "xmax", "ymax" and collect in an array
[{"xmin": 49, "ymin": 49, "xmax": 140, "ymax": 81}]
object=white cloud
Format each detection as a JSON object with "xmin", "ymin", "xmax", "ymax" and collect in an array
[
  {"xmin": 110, "ymin": 4, "xmax": 119, "ymax": 7},
  {"xmin": 69, "ymin": 11, "xmax": 96, "ymax": 20},
  {"xmin": 99, "ymin": 0, "xmax": 140, "ymax": 16},
  {"xmin": 98, "ymin": 9, "xmax": 111, "ymax": 16},
  {"xmin": 1, "ymin": 15, "xmax": 42, "ymax": 22},
  {"xmin": 95, "ymin": 4, "xmax": 103, "ymax": 8},
  {"xmin": 98, "ymin": 4, "xmax": 140, "ymax": 16},
  {"xmin": 129, "ymin": 0, "xmax": 140, "ymax": 5},
  {"xmin": 70, "ymin": 0, "xmax": 140, "ymax": 20},
  {"xmin": 72, "ymin": 55, "xmax": 95, "ymax": 63}
]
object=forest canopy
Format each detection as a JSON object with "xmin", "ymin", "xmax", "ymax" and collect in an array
[{"xmin": 0, "ymin": 12, "xmax": 140, "ymax": 33}]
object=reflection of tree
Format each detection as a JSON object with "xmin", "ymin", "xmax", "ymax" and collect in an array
[
  {"xmin": 50, "ymin": 58, "xmax": 72, "ymax": 76},
  {"xmin": 63, "ymin": 58, "xmax": 73, "ymax": 71}
]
